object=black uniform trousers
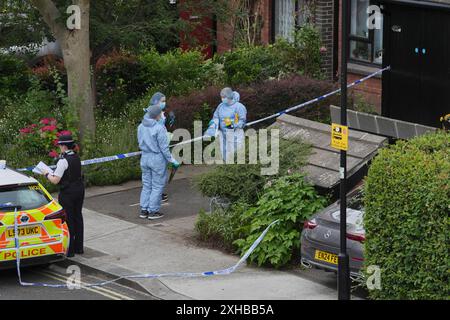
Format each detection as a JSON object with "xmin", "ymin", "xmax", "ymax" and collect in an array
[{"xmin": 59, "ymin": 182, "xmax": 85, "ymax": 255}]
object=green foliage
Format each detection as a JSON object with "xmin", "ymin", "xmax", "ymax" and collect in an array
[
  {"xmin": 16, "ymin": 118, "xmax": 73, "ymax": 161},
  {"xmin": 216, "ymin": 25, "xmax": 324, "ymax": 86},
  {"xmin": 273, "ymin": 25, "xmax": 324, "ymax": 79},
  {"xmin": 363, "ymin": 131, "xmax": 450, "ymax": 299},
  {"xmin": 195, "ymin": 138, "xmax": 311, "ymax": 202},
  {"xmin": 217, "ymin": 45, "xmax": 282, "ymax": 86},
  {"xmin": 234, "ymin": 174, "xmax": 327, "ymax": 268},
  {"xmin": 139, "ymin": 48, "xmax": 215, "ymax": 97},
  {"xmin": 82, "ymin": 117, "xmax": 141, "ymax": 187},
  {"xmin": 95, "ymin": 51, "xmax": 148, "ymax": 117},
  {"xmin": 195, "ymin": 202, "xmax": 251, "ymax": 251},
  {"xmin": 351, "ymin": 93, "xmax": 378, "ymax": 114},
  {"xmin": 0, "ymin": 54, "xmax": 31, "ymax": 100},
  {"xmin": 195, "ymin": 163, "xmax": 263, "ymax": 203},
  {"xmin": 0, "ymin": 83, "xmax": 61, "ymax": 145}
]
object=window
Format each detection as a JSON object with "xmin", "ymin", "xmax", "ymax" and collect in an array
[
  {"xmin": 274, "ymin": 0, "xmax": 310, "ymax": 42},
  {"xmin": 349, "ymin": 0, "xmax": 383, "ymax": 65},
  {"xmin": 0, "ymin": 185, "xmax": 51, "ymax": 211}
]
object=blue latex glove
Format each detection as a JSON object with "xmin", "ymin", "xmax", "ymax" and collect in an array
[
  {"xmin": 204, "ymin": 127, "xmax": 217, "ymax": 137},
  {"xmin": 204, "ymin": 120, "xmax": 218, "ymax": 137},
  {"xmin": 171, "ymin": 159, "xmax": 180, "ymax": 169}
]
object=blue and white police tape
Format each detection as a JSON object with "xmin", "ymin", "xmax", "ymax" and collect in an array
[
  {"xmin": 17, "ymin": 151, "xmax": 143, "ymax": 172},
  {"xmin": 14, "ymin": 219, "xmax": 279, "ymax": 288},
  {"xmin": 17, "ymin": 66, "xmax": 390, "ymax": 172},
  {"xmin": 245, "ymin": 66, "xmax": 390, "ymax": 127}
]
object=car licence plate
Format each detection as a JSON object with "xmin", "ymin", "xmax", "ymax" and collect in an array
[
  {"xmin": 314, "ymin": 250, "xmax": 338, "ymax": 265},
  {"xmin": 6, "ymin": 226, "xmax": 42, "ymax": 239}
]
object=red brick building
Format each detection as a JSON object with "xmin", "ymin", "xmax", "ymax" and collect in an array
[{"xmin": 180, "ymin": 0, "xmax": 450, "ymax": 126}]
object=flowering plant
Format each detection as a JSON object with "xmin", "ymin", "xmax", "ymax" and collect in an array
[{"xmin": 18, "ymin": 118, "xmax": 73, "ymax": 160}]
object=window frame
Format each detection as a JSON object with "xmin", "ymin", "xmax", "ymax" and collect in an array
[
  {"xmin": 272, "ymin": 0, "xmax": 308, "ymax": 42},
  {"xmin": 347, "ymin": 0, "xmax": 383, "ymax": 66}
]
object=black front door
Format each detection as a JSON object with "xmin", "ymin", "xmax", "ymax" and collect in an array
[
  {"xmin": 420, "ymin": 9, "xmax": 450, "ymax": 127},
  {"xmin": 383, "ymin": 4, "xmax": 450, "ymax": 127}
]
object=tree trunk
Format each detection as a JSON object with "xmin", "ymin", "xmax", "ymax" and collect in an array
[
  {"xmin": 31, "ymin": 0, "xmax": 96, "ymax": 140},
  {"xmin": 61, "ymin": 0, "xmax": 95, "ymax": 140}
]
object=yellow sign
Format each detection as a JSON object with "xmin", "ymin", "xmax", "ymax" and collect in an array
[{"xmin": 331, "ymin": 123, "xmax": 349, "ymax": 151}]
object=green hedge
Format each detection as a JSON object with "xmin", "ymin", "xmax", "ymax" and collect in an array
[
  {"xmin": 0, "ymin": 54, "xmax": 31, "ymax": 100},
  {"xmin": 363, "ymin": 131, "xmax": 450, "ymax": 299},
  {"xmin": 194, "ymin": 138, "xmax": 311, "ymax": 203},
  {"xmin": 216, "ymin": 25, "xmax": 324, "ymax": 86}
]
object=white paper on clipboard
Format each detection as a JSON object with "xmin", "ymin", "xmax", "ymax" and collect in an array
[{"xmin": 32, "ymin": 161, "xmax": 54, "ymax": 175}]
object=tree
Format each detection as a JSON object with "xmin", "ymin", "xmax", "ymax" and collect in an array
[
  {"xmin": 28, "ymin": 0, "xmax": 95, "ymax": 140},
  {"xmin": 0, "ymin": 0, "xmax": 231, "ymax": 139}
]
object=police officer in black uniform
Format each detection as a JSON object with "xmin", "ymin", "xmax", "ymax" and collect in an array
[{"xmin": 42, "ymin": 135, "xmax": 85, "ymax": 257}]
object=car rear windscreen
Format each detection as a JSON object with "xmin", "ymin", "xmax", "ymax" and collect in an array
[{"xmin": 0, "ymin": 184, "xmax": 51, "ymax": 211}]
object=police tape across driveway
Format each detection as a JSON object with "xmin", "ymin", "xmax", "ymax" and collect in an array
[
  {"xmin": 12, "ymin": 66, "xmax": 390, "ymax": 289},
  {"xmin": 17, "ymin": 66, "xmax": 390, "ymax": 172},
  {"xmin": 10, "ymin": 203, "xmax": 279, "ymax": 289}
]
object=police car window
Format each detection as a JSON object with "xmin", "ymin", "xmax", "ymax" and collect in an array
[{"xmin": 0, "ymin": 185, "xmax": 50, "ymax": 211}]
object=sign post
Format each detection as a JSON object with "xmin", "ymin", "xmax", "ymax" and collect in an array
[{"xmin": 337, "ymin": 0, "xmax": 351, "ymax": 300}]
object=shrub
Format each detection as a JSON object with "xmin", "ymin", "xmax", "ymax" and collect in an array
[
  {"xmin": 158, "ymin": 75, "xmax": 337, "ymax": 132},
  {"xmin": 139, "ymin": 48, "xmax": 216, "ymax": 97},
  {"xmin": 216, "ymin": 45, "xmax": 282, "ymax": 86},
  {"xmin": 194, "ymin": 138, "xmax": 311, "ymax": 203},
  {"xmin": 82, "ymin": 117, "xmax": 141, "ymax": 187},
  {"xmin": 195, "ymin": 163, "xmax": 263, "ymax": 203},
  {"xmin": 216, "ymin": 25, "xmax": 324, "ymax": 86},
  {"xmin": 0, "ymin": 54, "xmax": 31, "ymax": 100},
  {"xmin": 363, "ymin": 131, "xmax": 450, "ymax": 299},
  {"xmin": 95, "ymin": 51, "xmax": 148, "ymax": 117},
  {"xmin": 31, "ymin": 55, "xmax": 66, "ymax": 94},
  {"xmin": 0, "ymin": 84, "xmax": 62, "ymax": 145},
  {"xmin": 273, "ymin": 25, "xmax": 324, "ymax": 79},
  {"xmin": 195, "ymin": 202, "xmax": 251, "ymax": 252},
  {"xmin": 234, "ymin": 174, "xmax": 327, "ymax": 268},
  {"xmin": 17, "ymin": 117, "xmax": 73, "ymax": 161},
  {"xmin": 98, "ymin": 49, "xmax": 225, "ymax": 118}
]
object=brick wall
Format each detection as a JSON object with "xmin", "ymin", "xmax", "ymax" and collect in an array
[
  {"xmin": 315, "ymin": 0, "xmax": 335, "ymax": 80},
  {"xmin": 216, "ymin": 0, "xmax": 272, "ymax": 53},
  {"xmin": 337, "ymin": 0, "xmax": 382, "ymax": 112}
]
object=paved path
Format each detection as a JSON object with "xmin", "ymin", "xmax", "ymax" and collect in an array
[{"xmin": 74, "ymin": 165, "xmax": 364, "ymax": 300}]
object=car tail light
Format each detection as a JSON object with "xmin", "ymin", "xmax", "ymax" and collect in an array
[
  {"xmin": 303, "ymin": 219, "xmax": 317, "ymax": 230},
  {"xmin": 346, "ymin": 232, "xmax": 365, "ymax": 243},
  {"xmin": 44, "ymin": 209, "xmax": 67, "ymax": 224}
]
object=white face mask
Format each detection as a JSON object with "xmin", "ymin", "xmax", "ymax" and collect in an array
[{"xmin": 222, "ymin": 97, "xmax": 228, "ymax": 104}]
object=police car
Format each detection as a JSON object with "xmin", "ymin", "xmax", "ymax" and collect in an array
[{"xmin": 0, "ymin": 164, "xmax": 69, "ymax": 269}]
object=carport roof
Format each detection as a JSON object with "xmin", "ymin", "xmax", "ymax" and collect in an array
[{"xmin": 272, "ymin": 114, "xmax": 388, "ymax": 189}]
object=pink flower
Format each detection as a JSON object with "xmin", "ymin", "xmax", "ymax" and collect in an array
[
  {"xmin": 52, "ymin": 139, "xmax": 59, "ymax": 146},
  {"xmin": 320, "ymin": 46, "xmax": 327, "ymax": 53},
  {"xmin": 19, "ymin": 128, "xmax": 32, "ymax": 134},
  {"xmin": 48, "ymin": 150, "xmax": 59, "ymax": 158},
  {"xmin": 40, "ymin": 118, "xmax": 51, "ymax": 125},
  {"xmin": 41, "ymin": 125, "xmax": 57, "ymax": 132}
]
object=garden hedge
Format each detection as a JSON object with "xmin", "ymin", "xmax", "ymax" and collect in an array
[
  {"xmin": 164, "ymin": 74, "xmax": 338, "ymax": 132},
  {"xmin": 363, "ymin": 131, "xmax": 449, "ymax": 299},
  {"xmin": 0, "ymin": 54, "xmax": 31, "ymax": 99}
]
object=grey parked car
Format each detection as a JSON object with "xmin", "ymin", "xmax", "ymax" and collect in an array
[{"xmin": 301, "ymin": 184, "xmax": 365, "ymax": 280}]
